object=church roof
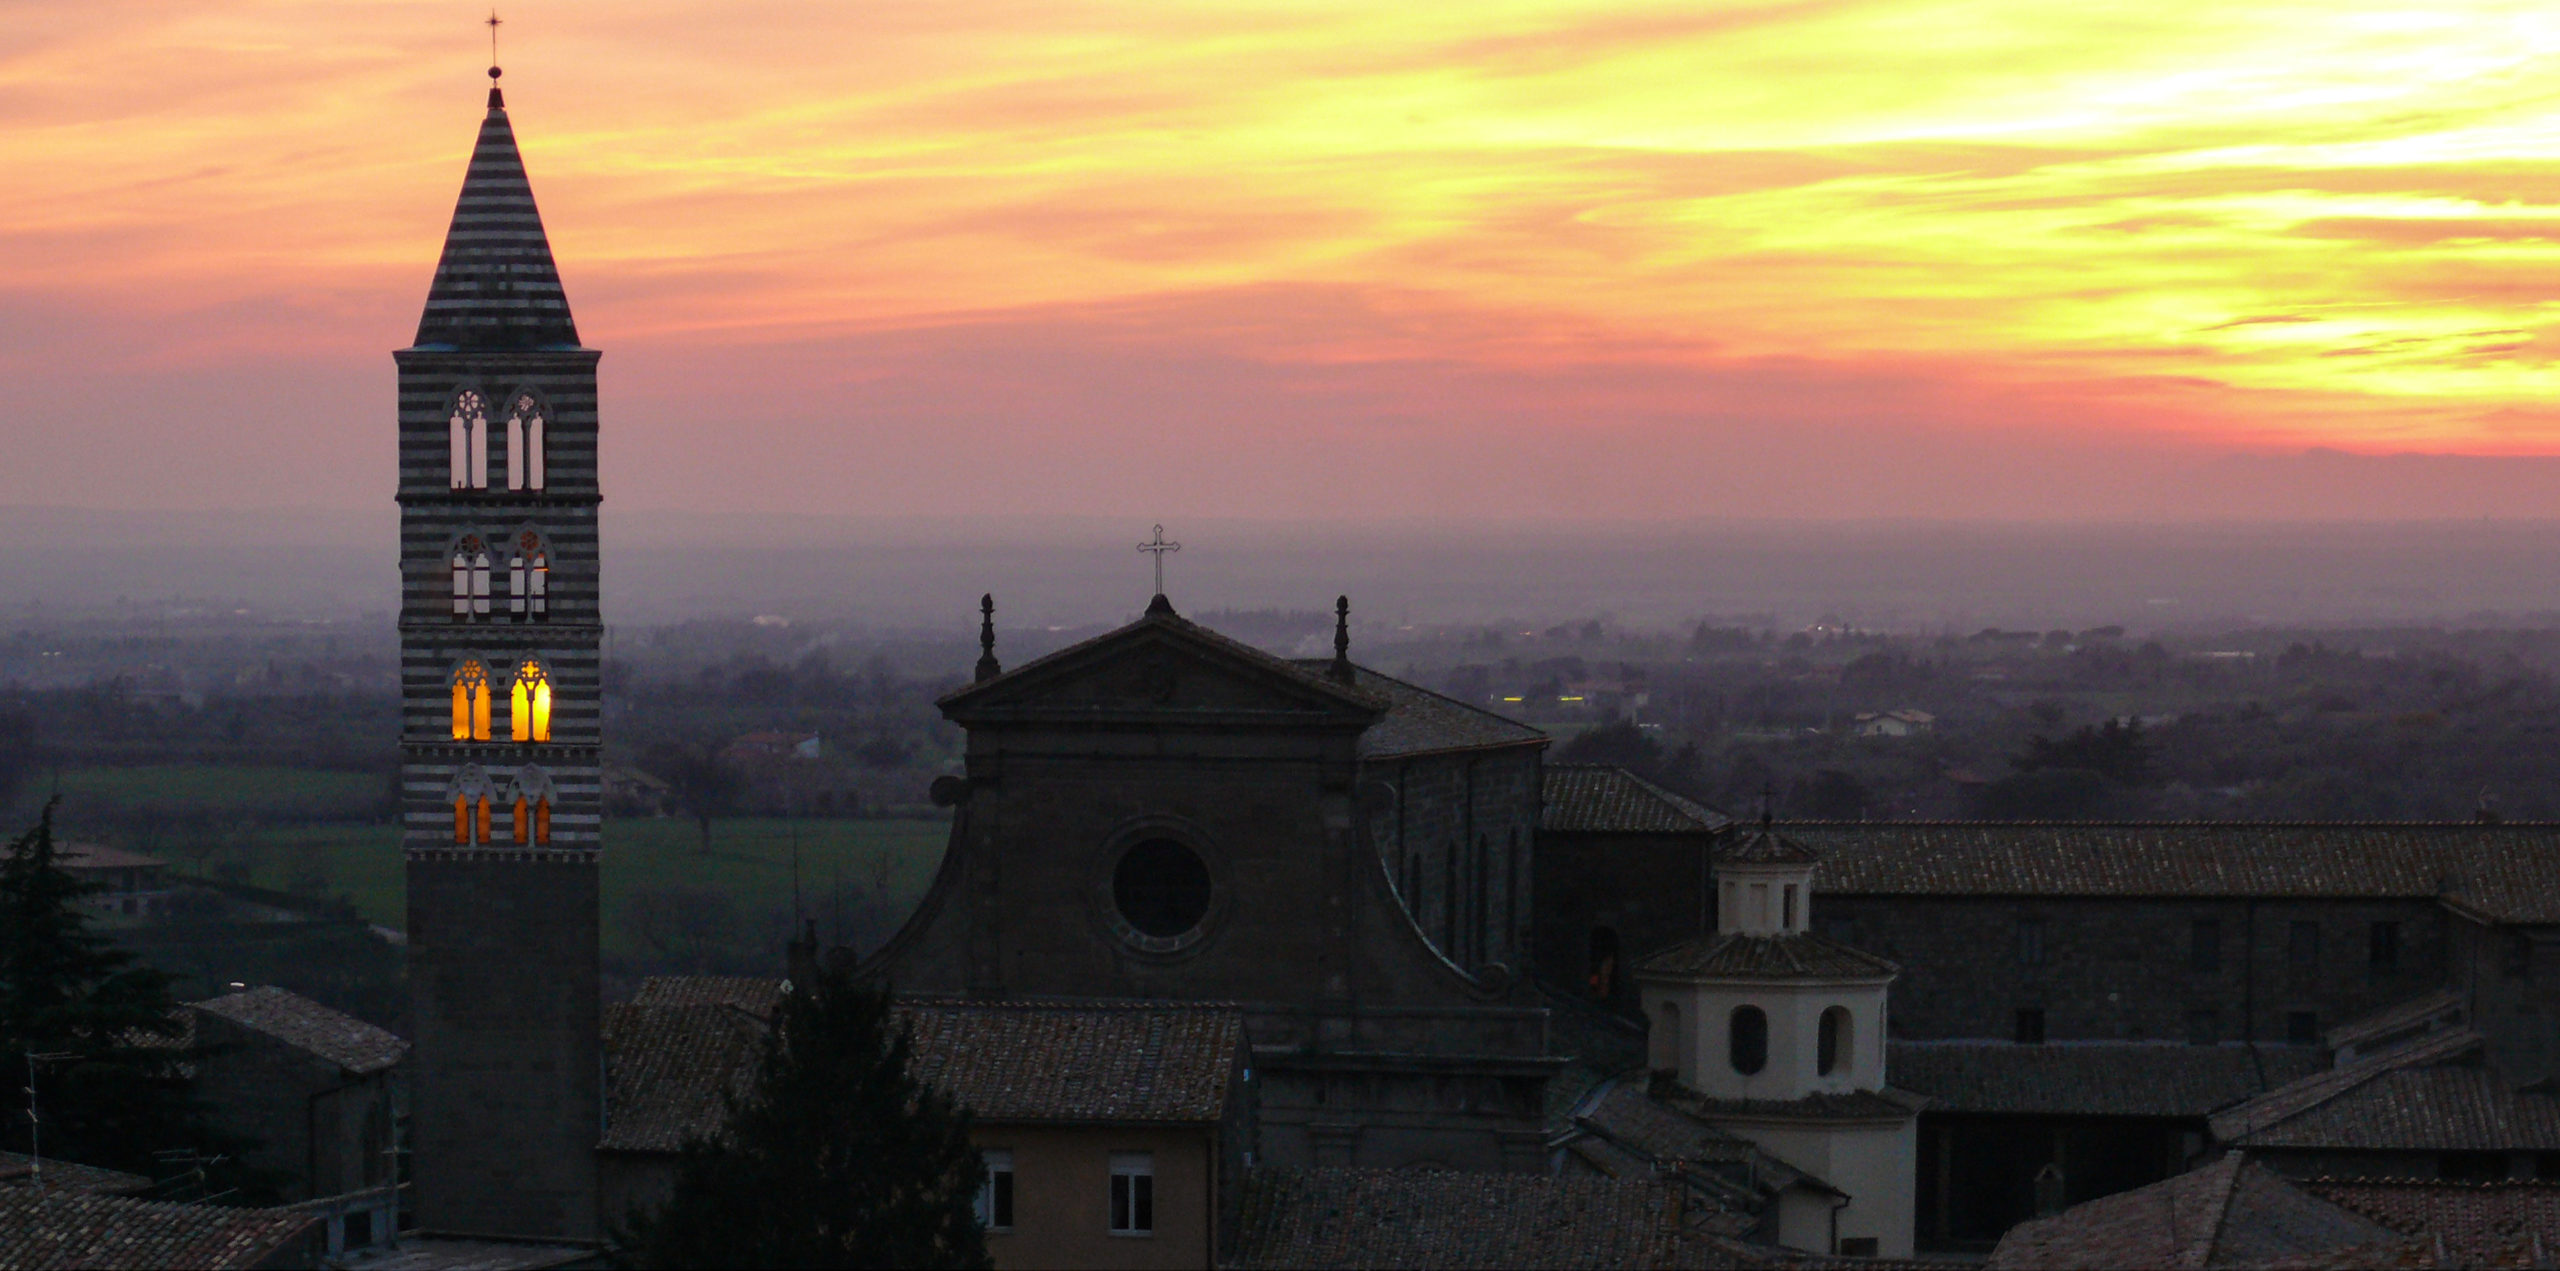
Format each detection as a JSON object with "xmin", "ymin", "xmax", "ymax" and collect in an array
[
  {"xmin": 1541, "ymin": 765, "xmax": 1726, "ymax": 834},
  {"xmin": 189, "ymin": 986, "xmax": 408, "ymax": 1076},
  {"xmin": 1302, "ymin": 664, "xmax": 1547, "ymax": 759},
  {"xmin": 411, "ymin": 88, "xmax": 580, "ymax": 350},
  {"xmin": 2208, "ymin": 1025, "xmax": 2482, "ymax": 1144},
  {"xmin": 1782, "ymin": 821, "xmax": 2560, "ymax": 922},
  {"xmin": 599, "ymin": 999, "xmax": 763, "ymax": 1154},
  {"xmin": 2301, "ymin": 1179, "xmax": 2560, "ymax": 1269},
  {"xmin": 1637, "ymin": 932, "xmax": 1898, "ymax": 982},
  {"xmin": 941, "ymin": 602, "xmax": 1387, "ymax": 721}
]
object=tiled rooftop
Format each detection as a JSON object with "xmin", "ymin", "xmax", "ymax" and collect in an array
[
  {"xmin": 1542, "ymin": 765, "xmax": 1728, "ymax": 835},
  {"xmin": 1889, "ymin": 1041, "xmax": 2327, "ymax": 1118},
  {"xmin": 189, "ymin": 986, "xmax": 407, "ymax": 1076},
  {"xmin": 1786, "ymin": 822, "xmax": 2560, "ymax": 922},
  {"xmin": 1719, "ymin": 819, "xmax": 1822, "ymax": 865},
  {"xmin": 1988, "ymin": 1153, "xmax": 2410, "ymax": 1270},
  {"xmin": 2225, "ymin": 1064, "xmax": 2560, "ymax": 1153},
  {"xmin": 599, "ymin": 1000, "xmax": 764, "ymax": 1153},
  {"xmin": 2208, "ymin": 1028, "xmax": 2484, "ymax": 1145},
  {"xmin": 1638, "ymin": 932, "xmax": 1898, "ymax": 982},
  {"xmin": 54, "ymin": 842, "xmax": 168, "ymax": 872},
  {"xmin": 0, "ymin": 1153, "xmax": 153, "ymax": 1197},
  {"xmin": 1226, "ymin": 1166, "xmax": 1711, "ymax": 1269},
  {"xmin": 604, "ymin": 980, "xmax": 1244, "ymax": 1151},
  {"xmin": 0, "ymin": 1189, "xmax": 315, "ymax": 1270}
]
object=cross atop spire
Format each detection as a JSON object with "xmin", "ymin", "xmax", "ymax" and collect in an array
[
  {"xmin": 412, "ymin": 55, "xmax": 579, "ymax": 351},
  {"xmin": 1137, "ymin": 525, "xmax": 1181, "ymax": 600}
]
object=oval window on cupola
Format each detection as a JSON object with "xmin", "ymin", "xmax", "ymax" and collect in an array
[
  {"xmin": 1729, "ymin": 1005, "xmax": 1769, "ymax": 1075},
  {"xmin": 1819, "ymin": 1005, "xmax": 1852, "ymax": 1076}
]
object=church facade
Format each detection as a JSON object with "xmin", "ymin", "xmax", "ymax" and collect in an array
[
  {"xmin": 850, "ymin": 597, "xmax": 1562, "ymax": 1171},
  {"xmin": 396, "ymin": 74, "xmax": 604, "ymax": 1241}
]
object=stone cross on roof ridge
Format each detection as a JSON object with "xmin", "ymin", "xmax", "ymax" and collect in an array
[{"xmin": 1137, "ymin": 524, "xmax": 1181, "ymax": 599}]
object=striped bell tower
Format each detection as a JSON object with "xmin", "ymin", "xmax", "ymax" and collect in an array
[{"xmin": 397, "ymin": 71, "xmax": 601, "ymax": 1241}]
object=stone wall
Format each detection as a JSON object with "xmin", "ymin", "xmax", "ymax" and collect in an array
[{"xmin": 1368, "ymin": 747, "xmax": 1542, "ymax": 975}]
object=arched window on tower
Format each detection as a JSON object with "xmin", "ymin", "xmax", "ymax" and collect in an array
[
  {"xmin": 449, "ymin": 391, "xmax": 489, "ymax": 490},
  {"xmin": 450, "ymin": 660, "xmax": 491, "ymax": 742},
  {"xmin": 510, "ymin": 660, "xmax": 553, "ymax": 743},
  {"xmin": 448, "ymin": 767, "xmax": 495, "ymax": 845},
  {"xmin": 505, "ymin": 394, "xmax": 545, "ymax": 491},
  {"xmin": 450, "ymin": 537, "xmax": 492, "ymax": 620},
  {"xmin": 507, "ymin": 767, "xmax": 556, "ymax": 845},
  {"xmin": 509, "ymin": 531, "xmax": 550, "ymax": 621}
]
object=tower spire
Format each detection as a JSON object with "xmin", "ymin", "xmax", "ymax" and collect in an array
[
  {"xmin": 486, "ymin": 10, "xmax": 504, "ymax": 105},
  {"xmin": 414, "ymin": 52, "xmax": 578, "ymax": 351}
]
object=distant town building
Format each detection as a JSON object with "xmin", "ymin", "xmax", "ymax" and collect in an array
[
  {"xmin": 1851, "ymin": 709, "xmax": 1935, "ymax": 738},
  {"xmin": 58, "ymin": 842, "xmax": 173, "ymax": 920}
]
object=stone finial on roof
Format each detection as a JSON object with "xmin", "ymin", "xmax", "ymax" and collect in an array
[
  {"xmin": 974, "ymin": 594, "xmax": 1000, "ymax": 683},
  {"xmin": 1329, "ymin": 596, "xmax": 1354, "ymax": 684}
]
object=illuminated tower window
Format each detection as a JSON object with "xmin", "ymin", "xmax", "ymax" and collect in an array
[
  {"xmin": 450, "ymin": 660, "xmax": 492, "ymax": 741},
  {"xmin": 508, "ymin": 767, "xmax": 557, "ymax": 845},
  {"xmin": 449, "ymin": 390, "xmax": 489, "ymax": 489},
  {"xmin": 505, "ymin": 394, "xmax": 546, "ymax": 491},
  {"xmin": 451, "ymin": 537, "xmax": 492, "ymax": 621},
  {"xmin": 448, "ymin": 767, "xmax": 495, "ymax": 844},
  {"xmin": 511, "ymin": 661, "xmax": 552, "ymax": 743},
  {"xmin": 509, "ymin": 532, "xmax": 549, "ymax": 621}
]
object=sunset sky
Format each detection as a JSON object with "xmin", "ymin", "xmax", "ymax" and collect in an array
[{"xmin": 10, "ymin": 1, "xmax": 2560, "ymax": 521}]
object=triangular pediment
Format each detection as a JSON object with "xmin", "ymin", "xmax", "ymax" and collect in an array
[{"xmin": 942, "ymin": 610, "xmax": 1386, "ymax": 726}]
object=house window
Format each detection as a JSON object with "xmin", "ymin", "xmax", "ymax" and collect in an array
[
  {"xmin": 2191, "ymin": 919, "xmax": 2221, "ymax": 973},
  {"xmin": 2187, "ymin": 1008, "xmax": 2220, "ymax": 1046},
  {"xmin": 2287, "ymin": 1011, "xmax": 2319, "ymax": 1045},
  {"xmin": 1818, "ymin": 1005, "xmax": 1851, "ymax": 1077},
  {"xmin": 2016, "ymin": 917, "xmax": 2044, "ymax": 967},
  {"xmin": 977, "ymin": 1149, "xmax": 1014, "ymax": 1232},
  {"xmin": 2015, "ymin": 1008, "xmax": 2046, "ymax": 1045},
  {"xmin": 2369, "ymin": 921, "xmax": 2401, "ymax": 974},
  {"xmin": 1728, "ymin": 1005, "xmax": 1769, "ymax": 1075},
  {"xmin": 2288, "ymin": 920, "xmax": 2321, "ymax": 985},
  {"xmin": 1108, "ymin": 1152, "xmax": 1153, "ymax": 1236},
  {"xmin": 1839, "ymin": 1237, "xmax": 1879, "ymax": 1257}
]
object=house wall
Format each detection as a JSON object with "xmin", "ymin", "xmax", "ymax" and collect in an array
[
  {"xmin": 975, "ymin": 1124, "xmax": 1217, "ymax": 1271},
  {"xmin": 1531, "ymin": 828, "xmax": 1713, "ymax": 1013},
  {"xmin": 189, "ymin": 1015, "xmax": 398, "ymax": 1202},
  {"xmin": 2451, "ymin": 914, "xmax": 2560, "ymax": 1085},
  {"xmin": 1816, "ymin": 895, "xmax": 2447, "ymax": 1043},
  {"xmin": 1739, "ymin": 1118, "xmax": 1917, "ymax": 1258}
]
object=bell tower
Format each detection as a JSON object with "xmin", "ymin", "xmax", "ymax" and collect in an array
[{"xmin": 397, "ymin": 67, "xmax": 601, "ymax": 1241}]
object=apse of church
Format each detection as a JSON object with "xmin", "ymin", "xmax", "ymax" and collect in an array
[{"xmin": 396, "ymin": 69, "xmax": 603, "ymax": 1241}]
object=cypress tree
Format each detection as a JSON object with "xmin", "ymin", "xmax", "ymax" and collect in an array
[
  {"xmin": 0, "ymin": 805, "xmax": 221, "ymax": 1182},
  {"xmin": 626, "ymin": 966, "xmax": 989, "ymax": 1268}
]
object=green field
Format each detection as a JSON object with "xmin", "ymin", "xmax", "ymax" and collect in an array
[{"xmin": 38, "ymin": 764, "xmax": 388, "ymax": 821}]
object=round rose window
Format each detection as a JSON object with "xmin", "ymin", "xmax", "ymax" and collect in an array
[{"xmin": 1113, "ymin": 838, "xmax": 1213, "ymax": 939}]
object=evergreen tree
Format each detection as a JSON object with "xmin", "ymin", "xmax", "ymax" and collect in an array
[
  {"xmin": 0, "ymin": 805, "xmax": 221, "ymax": 1181},
  {"xmin": 625, "ymin": 966, "xmax": 989, "ymax": 1269}
]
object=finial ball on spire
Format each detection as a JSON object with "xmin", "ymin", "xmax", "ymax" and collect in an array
[{"xmin": 490, "ymin": 65, "xmax": 502, "ymax": 80}]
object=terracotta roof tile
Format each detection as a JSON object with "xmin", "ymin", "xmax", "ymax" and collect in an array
[
  {"xmin": 1720, "ymin": 820, "xmax": 1822, "ymax": 865},
  {"xmin": 1226, "ymin": 1166, "xmax": 1713, "ymax": 1269},
  {"xmin": 1988, "ymin": 1154, "xmax": 2407, "ymax": 1270},
  {"xmin": 1890, "ymin": 1041, "xmax": 2328, "ymax": 1118},
  {"xmin": 2227, "ymin": 1065, "xmax": 2560, "ymax": 1153},
  {"xmin": 599, "ymin": 1001, "xmax": 763, "ymax": 1153},
  {"xmin": 629, "ymin": 975, "xmax": 786, "ymax": 1013},
  {"xmin": 1787, "ymin": 823, "xmax": 2560, "ymax": 922},
  {"xmin": 0, "ymin": 1153, "xmax": 154, "ymax": 1197},
  {"xmin": 0, "ymin": 1189, "xmax": 315, "ymax": 1269},
  {"xmin": 2209, "ymin": 1029, "xmax": 2485, "ymax": 1145},
  {"xmin": 903, "ymin": 998, "xmax": 1242, "ymax": 1124},
  {"xmin": 1638, "ymin": 932, "xmax": 1898, "ymax": 981},
  {"xmin": 2307, "ymin": 1180, "xmax": 2560, "ymax": 1268},
  {"xmin": 1542, "ymin": 765, "xmax": 1728, "ymax": 834},
  {"xmin": 189, "ymin": 986, "xmax": 407, "ymax": 1076}
]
